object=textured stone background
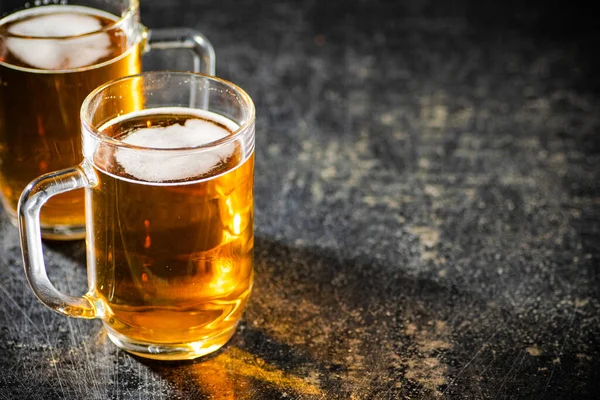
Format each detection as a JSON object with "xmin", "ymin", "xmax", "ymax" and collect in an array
[{"xmin": 1, "ymin": 0, "xmax": 599, "ymax": 398}]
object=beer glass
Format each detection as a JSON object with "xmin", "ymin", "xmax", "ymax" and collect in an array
[
  {"xmin": 19, "ymin": 72, "xmax": 255, "ymax": 360},
  {"xmin": 0, "ymin": 0, "xmax": 215, "ymax": 240}
]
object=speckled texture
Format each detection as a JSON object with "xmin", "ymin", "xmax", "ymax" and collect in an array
[{"xmin": 1, "ymin": 0, "xmax": 600, "ymax": 398}]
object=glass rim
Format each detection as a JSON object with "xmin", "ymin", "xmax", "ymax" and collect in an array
[
  {"xmin": 0, "ymin": 2, "xmax": 138, "ymax": 40},
  {"xmin": 81, "ymin": 71, "xmax": 256, "ymax": 153}
]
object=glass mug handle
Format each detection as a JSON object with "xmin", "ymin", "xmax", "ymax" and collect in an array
[
  {"xmin": 19, "ymin": 164, "xmax": 97, "ymax": 318},
  {"xmin": 145, "ymin": 28, "xmax": 216, "ymax": 75}
]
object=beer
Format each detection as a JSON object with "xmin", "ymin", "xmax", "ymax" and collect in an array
[
  {"xmin": 0, "ymin": 5, "xmax": 142, "ymax": 236},
  {"xmin": 87, "ymin": 108, "xmax": 254, "ymax": 352}
]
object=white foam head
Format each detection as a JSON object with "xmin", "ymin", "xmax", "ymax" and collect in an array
[
  {"xmin": 113, "ymin": 109, "xmax": 238, "ymax": 182},
  {"xmin": 4, "ymin": 8, "xmax": 112, "ymax": 69}
]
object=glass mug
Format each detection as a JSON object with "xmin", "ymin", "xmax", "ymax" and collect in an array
[
  {"xmin": 0, "ymin": 0, "xmax": 215, "ymax": 240},
  {"xmin": 19, "ymin": 72, "xmax": 255, "ymax": 360}
]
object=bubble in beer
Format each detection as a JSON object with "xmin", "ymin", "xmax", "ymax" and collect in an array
[
  {"xmin": 115, "ymin": 115, "xmax": 236, "ymax": 182},
  {"xmin": 5, "ymin": 10, "xmax": 111, "ymax": 69}
]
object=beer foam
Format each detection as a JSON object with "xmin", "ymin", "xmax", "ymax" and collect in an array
[
  {"xmin": 114, "ymin": 111, "xmax": 237, "ymax": 182},
  {"xmin": 5, "ymin": 11, "xmax": 112, "ymax": 69}
]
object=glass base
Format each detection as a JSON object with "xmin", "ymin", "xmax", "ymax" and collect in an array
[
  {"xmin": 5, "ymin": 211, "xmax": 85, "ymax": 241},
  {"xmin": 104, "ymin": 323, "xmax": 238, "ymax": 361},
  {"xmin": 40, "ymin": 223, "xmax": 86, "ymax": 241}
]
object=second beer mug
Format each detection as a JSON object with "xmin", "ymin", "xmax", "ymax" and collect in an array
[
  {"xmin": 0, "ymin": 0, "xmax": 215, "ymax": 239},
  {"xmin": 19, "ymin": 72, "xmax": 255, "ymax": 360}
]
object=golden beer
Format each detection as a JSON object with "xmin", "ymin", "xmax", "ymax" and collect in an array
[
  {"xmin": 0, "ymin": 5, "xmax": 142, "ymax": 235},
  {"xmin": 87, "ymin": 109, "xmax": 254, "ymax": 352}
]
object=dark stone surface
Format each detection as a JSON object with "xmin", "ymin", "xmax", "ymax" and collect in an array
[{"xmin": 1, "ymin": 0, "xmax": 600, "ymax": 398}]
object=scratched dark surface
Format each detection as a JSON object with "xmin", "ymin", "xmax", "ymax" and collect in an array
[{"xmin": 1, "ymin": 0, "xmax": 600, "ymax": 398}]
